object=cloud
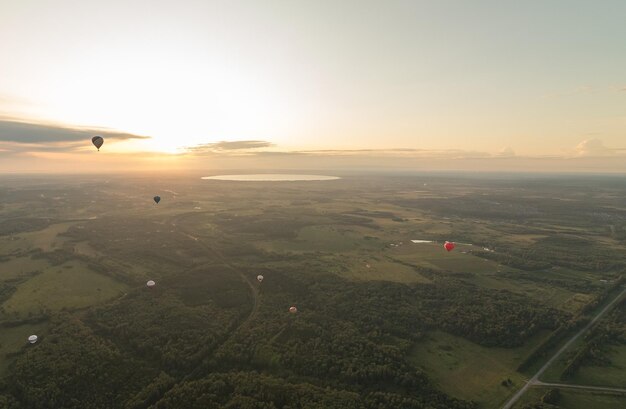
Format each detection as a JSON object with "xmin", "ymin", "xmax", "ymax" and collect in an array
[
  {"xmin": 574, "ymin": 138, "xmax": 616, "ymax": 157},
  {"xmin": 189, "ymin": 146, "xmax": 510, "ymax": 160},
  {"xmin": 183, "ymin": 143, "xmax": 528, "ymax": 160},
  {"xmin": 495, "ymin": 147, "xmax": 516, "ymax": 157},
  {"xmin": 295, "ymin": 148, "xmax": 494, "ymax": 159},
  {"xmin": 186, "ymin": 140, "xmax": 273, "ymax": 153},
  {"xmin": 0, "ymin": 119, "xmax": 149, "ymax": 144}
]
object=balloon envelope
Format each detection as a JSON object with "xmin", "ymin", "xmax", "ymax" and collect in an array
[
  {"xmin": 147, "ymin": 280, "xmax": 156, "ymax": 288},
  {"xmin": 92, "ymin": 136, "xmax": 104, "ymax": 151},
  {"xmin": 28, "ymin": 335, "xmax": 38, "ymax": 344},
  {"xmin": 289, "ymin": 306, "xmax": 297, "ymax": 314},
  {"xmin": 153, "ymin": 196, "xmax": 161, "ymax": 204},
  {"xmin": 257, "ymin": 275, "xmax": 264, "ymax": 283},
  {"xmin": 444, "ymin": 241, "xmax": 455, "ymax": 252}
]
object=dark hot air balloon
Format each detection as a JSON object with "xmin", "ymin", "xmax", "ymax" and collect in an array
[
  {"xmin": 92, "ymin": 136, "xmax": 104, "ymax": 151},
  {"xmin": 153, "ymin": 196, "xmax": 161, "ymax": 204}
]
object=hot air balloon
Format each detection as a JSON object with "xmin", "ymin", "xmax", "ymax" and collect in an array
[
  {"xmin": 289, "ymin": 306, "xmax": 297, "ymax": 314},
  {"xmin": 257, "ymin": 275, "xmax": 264, "ymax": 283},
  {"xmin": 444, "ymin": 241, "xmax": 455, "ymax": 252},
  {"xmin": 28, "ymin": 335, "xmax": 38, "ymax": 344},
  {"xmin": 146, "ymin": 280, "xmax": 156, "ymax": 288},
  {"xmin": 153, "ymin": 196, "xmax": 161, "ymax": 204},
  {"xmin": 92, "ymin": 136, "xmax": 104, "ymax": 151}
]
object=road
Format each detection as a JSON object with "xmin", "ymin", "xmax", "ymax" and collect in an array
[
  {"xmin": 534, "ymin": 381, "xmax": 626, "ymax": 394},
  {"xmin": 170, "ymin": 211, "xmax": 261, "ymax": 333},
  {"xmin": 501, "ymin": 286, "xmax": 626, "ymax": 409},
  {"xmin": 171, "ymin": 211, "xmax": 262, "ymax": 381}
]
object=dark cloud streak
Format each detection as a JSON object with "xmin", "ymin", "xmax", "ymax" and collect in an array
[{"xmin": 0, "ymin": 119, "xmax": 149, "ymax": 143}]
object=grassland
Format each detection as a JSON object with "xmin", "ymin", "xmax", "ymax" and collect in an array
[
  {"xmin": 2, "ymin": 260, "xmax": 127, "ymax": 318},
  {"xmin": 410, "ymin": 330, "xmax": 551, "ymax": 408},
  {"xmin": 337, "ymin": 257, "xmax": 431, "ymax": 283},
  {"xmin": 0, "ymin": 257, "xmax": 50, "ymax": 282},
  {"xmin": 255, "ymin": 225, "xmax": 383, "ymax": 253},
  {"xmin": 513, "ymin": 387, "xmax": 626, "ymax": 409},
  {"xmin": 0, "ymin": 173, "xmax": 625, "ymax": 408},
  {"xmin": 0, "ymin": 321, "xmax": 49, "ymax": 375},
  {"xmin": 19, "ymin": 222, "xmax": 77, "ymax": 252},
  {"xmin": 388, "ymin": 242, "xmax": 505, "ymax": 274},
  {"xmin": 569, "ymin": 344, "xmax": 626, "ymax": 388}
]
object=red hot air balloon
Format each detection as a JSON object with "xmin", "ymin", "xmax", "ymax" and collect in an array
[
  {"xmin": 289, "ymin": 306, "xmax": 297, "ymax": 314},
  {"xmin": 443, "ymin": 241, "xmax": 455, "ymax": 252}
]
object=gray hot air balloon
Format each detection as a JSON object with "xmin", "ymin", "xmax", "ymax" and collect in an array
[
  {"xmin": 153, "ymin": 196, "xmax": 161, "ymax": 204},
  {"xmin": 92, "ymin": 136, "xmax": 104, "ymax": 151}
]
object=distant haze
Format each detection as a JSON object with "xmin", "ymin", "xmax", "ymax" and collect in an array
[
  {"xmin": 0, "ymin": 1, "xmax": 625, "ymax": 173},
  {"xmin": 202, "ymin": 174, "xmax": 341, "ymax": 181}
]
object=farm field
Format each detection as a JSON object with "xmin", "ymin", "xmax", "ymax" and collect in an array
[
  {"xmin": 0, "ymin": 173, "xmax": 624, "ymax": 408},
  {"xmin": 2, "ymin": 260, "xmax": 127, "ymax": 318},
  {"xmin": 410, "ymin": 330, "xmax": 551, "ymax": 408},
  {"xmin": 512, "ymin": 387, "xmax": 626, "ymax": 409},
  {"xmin": 571, "ymin": 344, "xmax": 626, "ymax": 388}
]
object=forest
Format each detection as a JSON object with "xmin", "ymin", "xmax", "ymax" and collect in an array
[{"xmin": 0, "ymin": 173, "xmax": 624, "ymax": 408}]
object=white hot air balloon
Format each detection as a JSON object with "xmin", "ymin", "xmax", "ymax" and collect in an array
[
  {"xmin": 289, "ymin": 306, "xmax": 298, "ymax": 314},
  {"xmin": 257, "ymin": 275, "xmax": 264, "ymax": 283},
  {"xmin": 146, "ymin": 280, "xmax": 156, "ymax": 288},
  {"xmin": 28, "ymin": 335, "xmax": 38, "ymax": 344}
]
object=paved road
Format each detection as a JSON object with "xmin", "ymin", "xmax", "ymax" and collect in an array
[
  {"xmin": 534, "ymin": 381, "xmax": 626, "ymax": 394},
  {"xmin": 501, "ymin": 286, "xmax": 626, "ymax": 409}
]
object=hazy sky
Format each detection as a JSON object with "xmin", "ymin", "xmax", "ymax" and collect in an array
[{"xmin": 0, "ymin": 0, "xmax": 625, "ymax": 172}]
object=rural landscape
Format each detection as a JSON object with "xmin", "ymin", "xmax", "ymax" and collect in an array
[
  {"xmin": 0, "ymin": 172, "xmax": 624, "ymax": 408},
  {"xmin": 1, "ymin": 0, "xmax": 624, "ymax": 407}
]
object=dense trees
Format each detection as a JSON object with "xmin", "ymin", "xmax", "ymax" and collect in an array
[
  {"xmin": 2, "ymin": 175, "xmax": 624, "ymax": 408},
  {"xmin": 151, "ymin": 372, "xmax": 474, "ymax": 409},
  {"xmin": 4, "ymin": 259, "xmax": 561, "ymax": 408},
  {"xmin": 3, "ymin": 315, "xmax": 157, "ymax": 409}
]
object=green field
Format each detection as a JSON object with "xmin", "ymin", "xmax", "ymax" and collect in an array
[
  {"xmin": 256, "ymin": 225, "xmax": 383, "ymax": 253},
  {"xmin": 0, "ymin": 174, "xmax": 625, "ymax": 408},
  {"xmin": 513, "ymin": 387, "xmax": 626, "ymax": 409},
  {"xmin": 389, "ymin": 242, "xmax": 504, "ymax": 274},
  {"xmin": 410, "ymin": 330, "xmax": 550, "ymax": 408},
  {"xmin": 338, "ymin": 257, "xmax": 432, "ymax": 283},
  {"xmin": 0, "ymin": 321, "xmax": 49, "ymax": 375},
  {"xmin": 2, "ymin": 260, "xmax": 127, "ymax": 318},
  {"xmin": 0, "ymin": 257, "xmax": 50, "ymax": 282},
  {"xmin": 73, "ymin": 241, "xmax": 101, "ymax": 258},
  {"xmin": 19, "ymin": 222, "xmax": 77, "ymax": 252},
  {"xmin": 569, "ymin": 344, "xmax": 626, "ymax": 388}
]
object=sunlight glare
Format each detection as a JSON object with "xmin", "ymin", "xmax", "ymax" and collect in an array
[{"xmin": 34, "ymin": 42, "xmax": 286, "ymax": 153}]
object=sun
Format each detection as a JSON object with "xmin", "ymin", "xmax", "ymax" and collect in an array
[{"xmin": 26, "ymin": 41, "xmax": 289, "ymax": 154}]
